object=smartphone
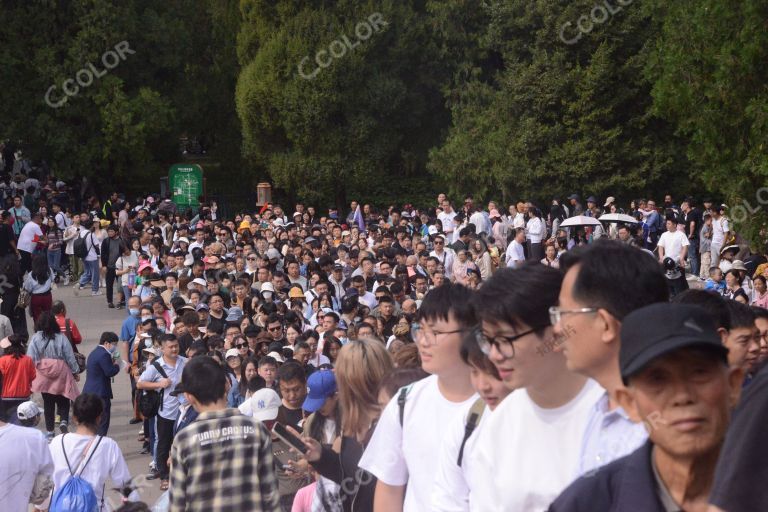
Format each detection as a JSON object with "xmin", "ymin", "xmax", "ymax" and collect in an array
[{"xmin": 272, "ymin": 422, "xmax": 308, "ymax": 454}]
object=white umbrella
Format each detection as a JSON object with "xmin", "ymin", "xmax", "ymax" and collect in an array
[
  {"xmin": 560, "ymin": 215, "xmax": 602, "ymax": 228},
  {"xmin": 599, "ymin": 213, "xmax": 639, "ymax": 224}
]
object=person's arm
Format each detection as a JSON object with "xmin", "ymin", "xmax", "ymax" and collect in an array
[
  {"xmin": 136, "ymin": 365, "xmax": 169, "ymax": 390},
  {"xmin": 59, "ymin": 336, "xmax": 79, "ymax": 374},
  {"xmin": 26, "ymin": 336, "xmax": 40, "ymax": 363},
  {"xmin": 657, "ymin": 237, "xmax": 665, "ymax": 261},
  {"xmin": 99, "ymin": 349, "xmax": 121, "ymax": 378},
  {"xmin": 168, "ymin": 442, "xmax": 187, "ymax": 512},
  {"xmin": 257, "ymin": 423, "xmax": 281, "ymax": 511},
  {"xmin": 373, "ymin": 481, "xmax": 406, "ymax": 512},
  {"xmin": 679, "ymin": 237, "xmax": 689, "ymax": 267},
  {"xmin": 70, "ymin": 320, "xmax": 83, "ymax": 345}
]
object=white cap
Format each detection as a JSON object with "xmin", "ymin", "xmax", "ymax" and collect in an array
[
  {"xmin": 267, "ymin": 351, "xmax": 285, "ymax": 363},
  {"xmin": 225, "ymin": 348, "xmax": 241, "ymax": 359},
  {"xmin": 16, "ymin": 401, "xmax": 42, "ymax": 420},
  {"xmin": 261, "ymin": 282, "xmax": 275, "ymax": 293},
  {"xmin": 244, "ymin": 388, "xmax": 281, "ymax": 422}
]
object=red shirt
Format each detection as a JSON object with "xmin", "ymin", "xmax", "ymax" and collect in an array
[
  {"xmin": 0, "ymin": 354, "xmax": 36, "ymax": 398},
  {"xmin": 55, "ymin": 314, "xmax": 82, "ymax": 345}
]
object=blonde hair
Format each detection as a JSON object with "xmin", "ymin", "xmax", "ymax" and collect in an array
[{"xmin": 335, "ymin": 338, "xmax": 394, "ymax": 439}]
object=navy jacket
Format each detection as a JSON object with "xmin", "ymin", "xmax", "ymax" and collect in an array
[
  {"xmin": 548, "ymin": 441, "xmax": 668, "ymax": 512},
  {"xmin": 82, "ymin": 346, "xmax": 120, "ymax": 399}
]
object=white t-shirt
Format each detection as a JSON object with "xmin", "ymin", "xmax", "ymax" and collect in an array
[
  {"xmin": 657, "ymin": 230, "xmax": 690, "ymax": 261},
  {"xmin": 358, "ymin": 375, "xmax": 478, "ymax": 512},
  {"xmin": 526, "ymin": 217, "xmax": 545, "ymax": 243},
  {"xmin": 17, "ymin": 221, "xmax": 43, "ymax": 253},
  {"xmin": 79, "ymin": 230, "xmax": 101, "ymax": 262},
  {"xmin": 438, "ymin": 211, "xmax": 457, "ymax": 233},
  {"xmin": 712, "ymin": 216, "xmax": 730, "ymax": 246},
  {"xmin": 505, "ymin": 239, "xmax": 525, "ymax": 267},
  {"xmin": 0, "ymin": 424, "xmax": 53, "ymax": 512},
  {"xmin": 471, "ymin": 379, "xmax": 604, "ymax": 512},
  {"xmin": 432, "ymin": 402, "xmax": 494, "ymax": 512},
  {"xmin": 49, "ymin": 433, "xmax": 133, "ymax": 509}
]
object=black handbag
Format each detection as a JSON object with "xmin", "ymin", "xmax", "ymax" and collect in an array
[{"xmin": 138, "ymin": 361, "xmax": 168, "ymax": 418}]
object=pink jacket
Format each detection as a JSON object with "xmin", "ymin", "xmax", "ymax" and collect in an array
[{"xmin": 31, "ymin": 359, "xmax": 80, "ymax": 401}]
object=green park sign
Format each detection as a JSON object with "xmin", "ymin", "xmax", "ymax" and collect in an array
[{"xmin": 168, "ymin": 164, "xmax": 203, "ymax": 211}]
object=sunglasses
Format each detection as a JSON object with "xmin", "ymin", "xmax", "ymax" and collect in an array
[
  {"xmin": 268, "ymin": 326, "xmax": 282, "ymax": 332},
  {"xmin": 236, "ymin": 343, "xmax": 248, "ymax": 349},
  {"xmin": 247, "ymin": 257, "xmax": 257, "ymax": 261}
]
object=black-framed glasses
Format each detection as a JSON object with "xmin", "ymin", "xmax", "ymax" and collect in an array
[
  {"xmin": 548, "ymin": 306, "xmax": 597, "ymax": 326},
  {"xmin": 236, "ymin": 343, "xmax": 248, "ymax": 349},
  {"xmin": 268, "ymin": 325, "xmax": 283, "ymax": 332},
  {"xmin": 413, "ymin": 324, "xmax": 464, "ymax": 346},
  {"xmin": 476, "ymin": 326, "xmax": 545, "ymax": 358}
]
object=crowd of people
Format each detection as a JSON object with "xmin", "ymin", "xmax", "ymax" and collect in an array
[{"xmin": 1, "ymin": 172, "xmax": 768, "ymax": 511}]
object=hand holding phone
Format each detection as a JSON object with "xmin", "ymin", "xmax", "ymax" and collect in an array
[{"xmin": 272, "ymin": 422, "xmax": 308, "ymax": 454}]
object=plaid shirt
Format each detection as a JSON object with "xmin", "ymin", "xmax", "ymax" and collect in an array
[{"xmin": 169, "ymin": 408, "xmax": 280, "ymax": 512}]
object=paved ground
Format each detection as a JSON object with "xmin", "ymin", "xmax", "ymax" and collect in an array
[{"xmin": 30, "ymin": 283, "xmax": 163, "ymax": 507}]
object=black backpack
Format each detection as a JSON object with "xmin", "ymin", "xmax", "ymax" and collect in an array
[
  {"xmin": 138, "ymin": 361, "xmax": 169, "ymax": 419},
  {"xmin": 73, "ymin": 232, "xmax": 93, "ymax": 259}
]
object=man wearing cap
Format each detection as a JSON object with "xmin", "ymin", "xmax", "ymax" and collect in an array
[
  {"xmin": 549, "ymin": 303, "xmax": 743, "ymax": 511},
  {"xmin": 603, "ymin": 196, "xmax": 616, "ymax": 214},
  {"xmin": 169, "ymin": 356, "xmax": 279, "ymax": 511},
  {"xmin": 0, "ymin": 400, "xmax": 54, "ymax": 511},
  {"xmin": 82, "ymin": 331, "xmax": 121, "ymax": 435},
  {"xmin": 568, "ymin": 194, "xmax": 583, "ymax": 217}
]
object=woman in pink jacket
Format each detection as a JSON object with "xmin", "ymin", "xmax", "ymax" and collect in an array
[{"xmin": 26, "ymin": 311, "xmax": 80, "ymax": 441}]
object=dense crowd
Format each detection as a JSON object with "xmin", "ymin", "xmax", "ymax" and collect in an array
[{"xmin": 1, "ymin": 169, "xmax": 768, "ymax": 512}]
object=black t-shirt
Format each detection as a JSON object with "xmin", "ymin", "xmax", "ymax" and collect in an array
[
  {"xmin": 710, "ymin": 364, "xmax": 768, "ymax": 510},
  {"xmin": 276, "ymin": 405, "xmax": 304, "ymax": 432},
  {"xmin": 684, "ymin": 208, "xmax": 703, "ymax": 241},
  {"xmin": 207, "ymin": 313, "xmax": 225, "ymax": 334}
]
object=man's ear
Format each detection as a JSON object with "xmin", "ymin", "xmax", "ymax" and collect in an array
[{"xmin": 597, "ymin": 309, "xmax": 621, "ymax": 347}]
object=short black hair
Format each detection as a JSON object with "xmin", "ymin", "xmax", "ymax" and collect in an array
[
  {"xmin": 159, "ymin": 333, "xmax": 178, "ymax": 345},
  {"xmin": 751, "ymin": 305, "xmax": 768, "ymax": 321},
  {"xmin": 725, "ymin": 300, "xmax": 756, "ymax": 330},
  {"xmin": 72, "ymin": 393, "xmax": 104, "ymax": 428},
  {"xmin": 673, "ymin": 290, "xmax": 731, "ymax": 330},
  {"xmin": 100, "ymin": 331, "xmax": 119, "ymax": 345},
  {"xmin": 559, "ymin": 239, "xmax": 668, "ymax": 320},
  {"xmin": 474, "ymin": 262, "xmax": 560, "ymax": 329},
  {"xmin": 460, "ymin": 332, "xmax": 500, "ymax": 379},
  {"xmin": 277, "ymin": 361, "xmax": 306, "ymax": 384},
  {"xmin": 417, "ymin": 281, "xmax": 475, "ymax": 327},
  {"xmin": 181, "ymin": 356, "xmax": 227, "ymax": 405}
]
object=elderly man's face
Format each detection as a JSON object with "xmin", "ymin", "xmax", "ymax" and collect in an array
[{"xmin": 618, "ymin": 348, "xmax": 741, "ymax": 462}]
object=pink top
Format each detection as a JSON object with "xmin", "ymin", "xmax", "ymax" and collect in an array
[
  {"xmin": 753, "ymin": 291, "xmax": 768, "ymax": 309},
  {"xmin": 291, "ymin": 481, "xmax": 317, "ymax": 512}
]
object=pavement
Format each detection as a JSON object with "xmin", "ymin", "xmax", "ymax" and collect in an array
[{"xmin": 29, "ymin": 282, "xmax": 163, "ymax": 507}]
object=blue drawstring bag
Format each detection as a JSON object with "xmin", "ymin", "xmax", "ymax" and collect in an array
[{"xmin": 50, "ymin": 434, "xmax": 104, "ymax": 512}]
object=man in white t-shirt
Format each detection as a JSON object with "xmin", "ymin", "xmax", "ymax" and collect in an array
[
  {"xmin": 432, "ymin": 334, "xmax": 512, "ymax": 511},
  {"xmin": 0, "ymin": 416, "xmax": 53, "ymax": 511},
  {"xmin": 430, "ymin": 234, "xmax": 455, "ymax": 280},
  {"xmin": 657, "ymin": 218, "xmax": 690, "ymax": 268},
  {"xmin": 17, "ymin": 212, "xmax": 45, "ymax": 274},
  {"xmin": 438, "ymin": 200, "xmax": 458, "ymax": 236},
  {"xmin": 470, "ymin": 262, "xmax": 603, "ymax": 511},
  {"xmin": 554, "ymin": 241, "xmax": 669, "ymax": 476},
  {"xmin": 505, "ymin": 227, "xmax": 526, "ymax": 268},
  {"xmin": 359, "ymin": 282, "xmax": 478, "ymax": 512}
]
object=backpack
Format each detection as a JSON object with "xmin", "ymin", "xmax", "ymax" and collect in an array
[
  {"xmin": 49, "ymin": 435, "xmax": 104, "ymax": 512},
  {"xmin": 138, "ymin": 360, "xmax": 169, "ymax": 419},
  {"xmin": 456, "ymin": 398, "xmax": 486, "ymax": 467},
  {"xmin": 397, "ymin": 384, "xmax": 414, "ymax": 426},
  {"xmin": 73, "ymin": 232, "xmax": 90, "ymax": 259}
]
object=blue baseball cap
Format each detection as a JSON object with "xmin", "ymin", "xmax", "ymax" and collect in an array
[{"xmin": 302, "ymin": 370, "xmax": 337, "ymax": 413}]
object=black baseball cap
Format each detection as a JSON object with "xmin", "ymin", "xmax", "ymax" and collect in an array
[{"xmin": 620, "ymin": 303, "xmax": 728, "ymax": 383}]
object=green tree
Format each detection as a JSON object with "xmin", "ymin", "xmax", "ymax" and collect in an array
[
  {"xmin": 646, "ymin": 0, "xmax": 768, "ymax": 243},
  {"xmin": 236, "ymin": 0, "xmax": 449, "ymax": 210},
  {"xmin": 429, "ymin": 0, "xmax": 691, "ymax": 206}
]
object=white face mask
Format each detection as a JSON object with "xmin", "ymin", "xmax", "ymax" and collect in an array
[{"xmin": 141, "ymin": 316, "xmax": 152, "ymax": 322}]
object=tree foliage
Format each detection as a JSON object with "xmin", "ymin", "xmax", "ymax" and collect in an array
[{"xmin": 645, "ymin": 0, "xmax": 768, "ymax": 243}]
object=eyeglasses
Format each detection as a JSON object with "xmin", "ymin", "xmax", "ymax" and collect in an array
[
  {"xmin": 434, "ymin": 240, "xmax": 444, "ymax": 245},
  {"xmin": 413, "ymin": 325, "xmax": 464, "ymax": 346},
  {"xmin": 247, "ymin": 257, "xmax": 257, "ymax": 261},
  {"xmin": 236, "ymin": 343, "xmax": 248, "ymax": 349},
  {"xmin": 268, "ymin": 325, "xmax": 282, "ymax": 332},
  {"xmin": 548, "ymin": 306, "xmax": 598, "ymax": 326},
  {"xmin": 476, "ymin": 326, "xmax": 544, "ymax": 358}
]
